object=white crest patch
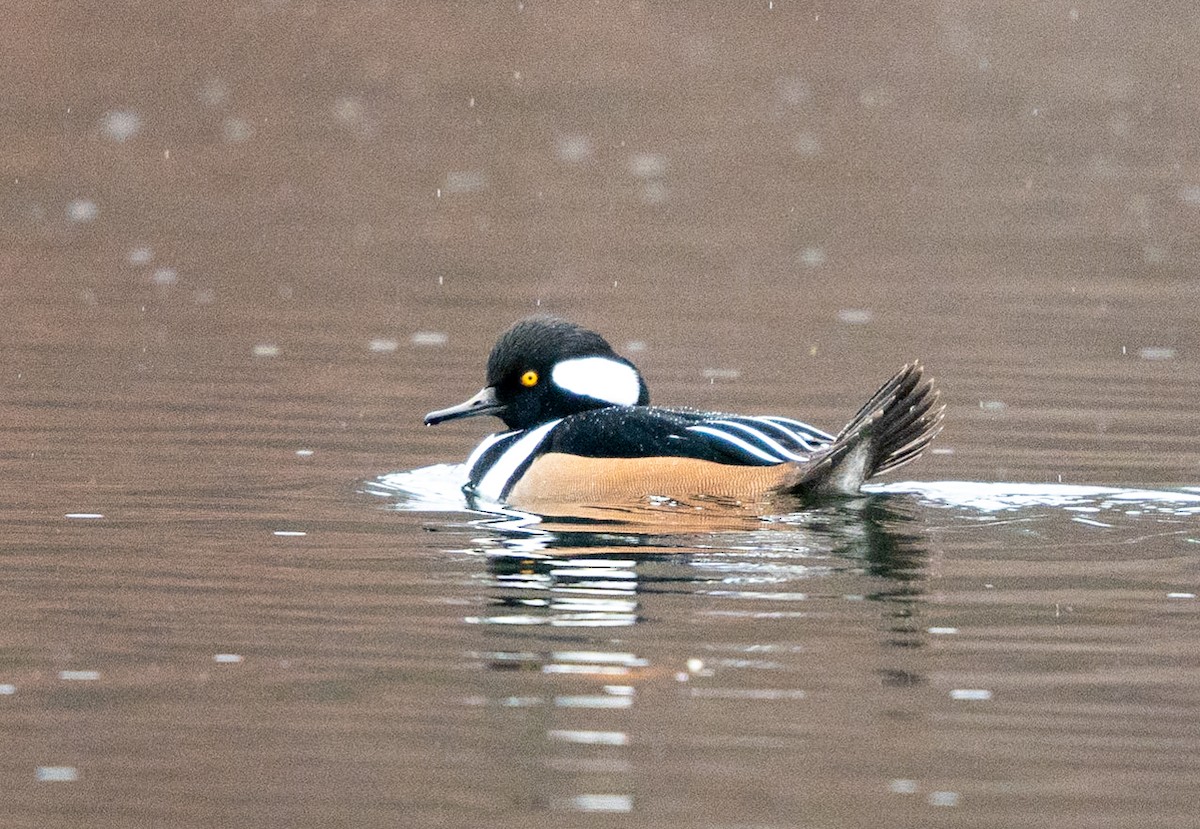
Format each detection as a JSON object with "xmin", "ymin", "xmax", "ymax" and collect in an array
[{"xmin": 550, "ymin": 357, "xmax": 641, "ymax": 406}]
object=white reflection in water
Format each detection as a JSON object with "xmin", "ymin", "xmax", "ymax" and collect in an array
[
  {"xmin": 689, "ymin": 688, "xmax": 806, "ymax": 700},
  {"xmin": 706, "ymin": 590, "xmax": 808, "ymax": 601},
  {"xmin": 467, "ymin": 555, "xmax": 641, "ymax": 627},
  {"xmin": 367, "ymin": 337, "xmax": 398, "ymax": 353},
  {"xmin": 551, "ymin": 651, "xmax": 646, "ymax": 666},
  {"xmin": 873, "ymin": 481, "xmax": 1200, "ymax": 515},
  {"xmin": 58, "ymin": 670, "xmax": 100, "ymax": 681},
  {"xmin": 543, "ymin": 664, "xmax": 629, "ymax": 676},
  {"xmin": 410, "ymin": 331, "xmax": 449, "ymax": 346},
  {"xmin": 950, "ymin": 688, "xmax": 993, "ymax": 701},
  {"xmin": 547, "ymin": 730, "xmax": 628, "ymax": 746},
  {"xmin": 554, "ymin": 695, "xmax": 633, "ymax": 709},
  {"xmin": 558, "ymin": 794, "xmax": 633, "ymax": 813},
  {"xmin": 36, "ymin": 767, "xmax": 79, "ymax": 782}
]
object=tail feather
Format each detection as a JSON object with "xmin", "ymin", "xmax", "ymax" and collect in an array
[{"xmin": 780, "ymin": 362, "xmax": 944, "ymax": 498}]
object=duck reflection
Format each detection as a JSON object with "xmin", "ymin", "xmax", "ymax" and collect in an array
[
  {"xmin": 471, "ymin": 556, "xmax": 641, "ymax": 628},
  {"xmin": 464, "ymin": 496, "xmax": 931, "ymax": 633},
  {"xmin": 455, "ymin": 495, "xmax": 934, "ymax": 815}
]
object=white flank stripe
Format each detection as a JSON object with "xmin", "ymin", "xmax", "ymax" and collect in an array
[
  {"xmin": 551, "ymin": 357, "xmax": 641, "ymax": 406},
  {"xmin": 686, "ymin": 425, "xmax": 784, "ymax": 464},
  {"xmin": 705, "ymin": 419, "xmax": 810, "ymax": 461},
  {"xmin": 477, "ymin": 419, "xmax": 563, "ymax": 500},
  {"xmin": 759, "ymin": 416, "xmax": 835, "ymax": 444},
  {"xmin": 752, "ymin": 417, "xmax": 832, "ymax": 448}
]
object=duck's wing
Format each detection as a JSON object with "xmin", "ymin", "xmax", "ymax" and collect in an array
[{"xmin": 543, "ymin": 406, "xmax": 834, "ymax": 465}]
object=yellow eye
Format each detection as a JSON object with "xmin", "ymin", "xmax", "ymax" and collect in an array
[{"xmin": 520, "ymin": 370, "xmax": 539, "ymax": 387}]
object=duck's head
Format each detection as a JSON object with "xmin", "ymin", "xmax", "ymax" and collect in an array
[{"xmin": 425, "ymin": 316, "xmax": 649, "ymax": 430}]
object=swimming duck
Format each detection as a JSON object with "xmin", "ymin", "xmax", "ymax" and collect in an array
[{"xmin": 425, "ymin": 316, "xmax": 944, "ymax": 509}]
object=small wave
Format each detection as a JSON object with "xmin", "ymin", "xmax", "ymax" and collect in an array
[
  {"xmin": 870, "ymin": 481, "xmax": 1200, "ymax": 516},
  {"xmin": 365, "ymin": 464, "xmax": 471, "ymax": 511},
  {"xmin": 367, "ymin": 467, "xmax": 1200, "ymax": 525}
]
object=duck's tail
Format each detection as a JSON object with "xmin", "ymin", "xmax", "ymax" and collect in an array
[{"xmin": 780, "ymin": 362, "xmax": 944, "ymax": 499}]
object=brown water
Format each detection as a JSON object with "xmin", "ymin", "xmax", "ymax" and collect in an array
[{"xmin": 3, "ymin": 2, "xmax": 1199, "ymax": 827}]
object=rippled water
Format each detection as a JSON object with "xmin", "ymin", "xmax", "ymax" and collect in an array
[
  {"xmin": 365, "ymin": 470, "xmax": 1200, "ymax": 827},
  {"xmin": 4, "ymin": 2, "xmax": 1200, "ymax": 827}
]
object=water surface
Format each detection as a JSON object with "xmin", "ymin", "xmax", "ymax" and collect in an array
[{"xmin": 3, "ymin": 2, "xmax": 1199, "ymax": 827}]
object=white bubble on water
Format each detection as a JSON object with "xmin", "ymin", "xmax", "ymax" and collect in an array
[
  {"xmin": 128, "ymin": 246, "xmax": 153, "ymax": 265},
  {"xmin": 411, "ymin": 331, "xmax": 449, "ymax": 346},
  {"xmin": 222, "ymin": 116, "xmax": 254, "ymax": 144},
  {"xmin": 950, "ymin": 688, "xmax": 992, "ymax": 701},
  {"xmin": 628, "ymin": 152, "xmax": 666, "ymax": 179},
  {"xmin": 837, "ymin": 308, "xmax": 872, "ymax": 325},
  {"xmin": 100, "ymin": 110, "xmax": 141, "ymax": 142},
  {"xmin": 443, "ymin": 170, "xmax": 487, "ymax": 194},
  {"xmin": 59, "ymin": 670, "xmax": 101, "ymax": 681},
  {"xmin": 800, "ymin": 246, "xmax": 826, "ymax": 267},
  {"xmin": 775, "ymin": 76, "xmax": 811, "ymax": 106},
  {"xmin": 560, "ymin": 794, "xmax": 632, "ymax": 813},
  {"xmin": 66, "ymin": 199, "xmax": 97, "ymax": 223},
  {"xmin": 639, "ymin": 181, "xmax": 668, "ymax": 205},
  {"xmin": 794, "ymin": 133, "xmax": 822, "ymax": 156},
  {"xmin": 197, "ymin": 78, "xmax": 229, "ymax": 107},
  {"xmin": 555, "ymin": 134, "xmax": 595, "ymax": 164},
  {"xmin": 37, "ymin": 766, "xmax": 79, "ymax": 783},
  {"xmin": 332, "ymin": 95, "xmax": 366, "ymax": 127}
]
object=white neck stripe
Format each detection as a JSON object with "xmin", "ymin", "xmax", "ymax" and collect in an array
[
  {"xmin": 476, "ymin": 419, "xmax": 562, "ymax": 502},
  {"xmin": 551, "ymin": 356, "xmax": 641, "ymax": 406}
]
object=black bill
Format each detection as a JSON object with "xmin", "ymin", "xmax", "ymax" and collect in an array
[{"xmin": 424, "ymin": 386, "xmax": 505, "ymax": 425}]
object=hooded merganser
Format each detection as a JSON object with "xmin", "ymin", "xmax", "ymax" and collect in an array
[{"xmin": 425, "ymin": 316, "xmax": 944, "ymax": 509}]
